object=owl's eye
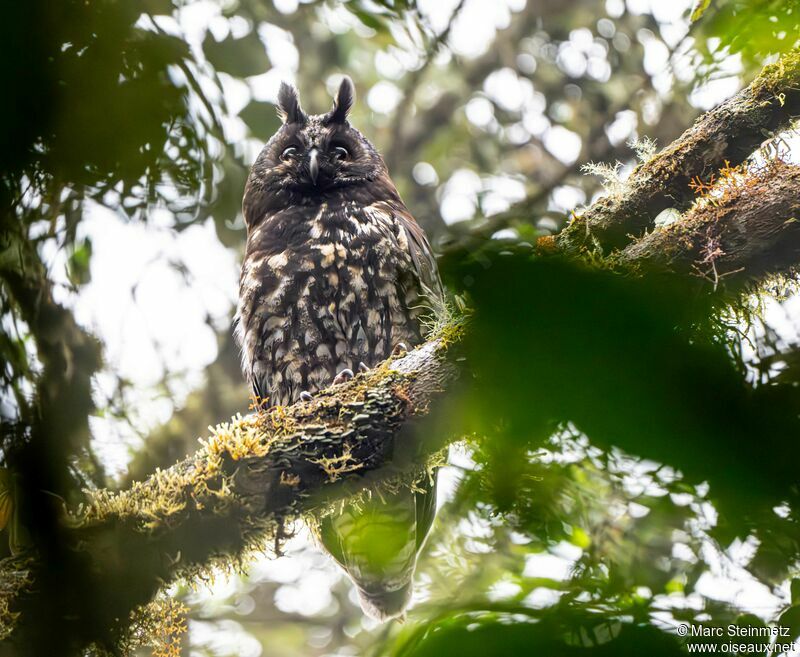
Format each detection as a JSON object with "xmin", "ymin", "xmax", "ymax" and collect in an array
[
  {"xmin": 280, "ymin": 146, "xmax": 298, "ymax": 161},
  {"xmin": 331, "ymin": 145, "xmax": 349, "ymax": 161}
]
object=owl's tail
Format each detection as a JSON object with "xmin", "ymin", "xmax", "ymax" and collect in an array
[
  {"xmin": 356, "ymin": 581, "xmax": 413, "ymax": 622},
  {"xmin": 315, "ymin": 473, "xmax": 438, "ymax": 622}
]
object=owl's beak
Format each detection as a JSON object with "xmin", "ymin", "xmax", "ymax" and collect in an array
[{"xmin": 308, "ymin": 148, "xmax": 320, "ymax": 186}]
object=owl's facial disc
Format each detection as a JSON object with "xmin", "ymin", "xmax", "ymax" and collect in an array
[{"xmin": 249, "ymin": 77, "xmax": 389, "ymax": 205}]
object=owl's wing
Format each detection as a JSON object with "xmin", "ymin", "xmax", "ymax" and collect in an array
[{"xmin": 383, "ymin": 201, "xmax": 445, "ymax": 305}]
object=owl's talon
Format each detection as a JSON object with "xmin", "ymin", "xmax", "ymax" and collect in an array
[
  {"xmin": 358, "ymin": 362, "xmax": 370, "ymax": 373},
  {"xmin": 332, "ymin": 368, "xmax": 354, "ymax": 385},
  {"xmin": 391, "ymin": 343, "xmax": 408, "ymax": 356},
  {"xmin": 300, "ymin": 391, "xmax": 313, "ymax": 402}
]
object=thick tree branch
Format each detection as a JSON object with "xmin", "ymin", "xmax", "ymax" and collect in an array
[
  {"xmin": 618, "ymin": 160, "xmax": 800, "ymax": 286},
  {"xmin": 554, "ymin": 52, "xmax": 800, "ymax": 256},
  {"xmin": 85, "ymin": 336, "xmax": 460, "ymax": 531},
  {"xmin": 0, "ymin": 334, "xmax": 462, "ymax": 649}
]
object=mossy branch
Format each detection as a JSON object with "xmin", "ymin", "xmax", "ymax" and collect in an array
[
  {"xmin": 554, "ymin": 52, "xmax": 800, "ymax": 256},
  {"xmin": 0, "ymin": 333, "xmax": 462, "ymax": 651},
  {"xmin": 618, "ymin": 159, "xmax": 800, "ymax": 285},
  {"xmin": 84, "ymin": 335, "xmax": 461, "ymax": 532}
]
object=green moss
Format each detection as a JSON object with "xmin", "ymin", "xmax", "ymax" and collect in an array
[
  {"xmin": 0, "ymin": 556, "xmax": 34, "ymax": 640},
  {"xmin": 427, "ymin": 303, "xmax": 469, "ymax": 350},
  {"xmin": 750, "ymin": 50, "xmax": 800, "ymax": 100},
  {"xmin": 117, "ymin": 595, "xmax": 188, "ymax": 657}
]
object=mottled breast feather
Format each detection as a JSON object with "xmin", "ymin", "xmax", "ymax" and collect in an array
[{"xmin": 236, "ymin": 191, "xmax": 443, "ymax": 407}]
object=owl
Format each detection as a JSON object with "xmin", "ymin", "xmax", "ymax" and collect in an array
[{"xmin": 235, "ymin": 77, "xmax": 443, "ymax": 620}]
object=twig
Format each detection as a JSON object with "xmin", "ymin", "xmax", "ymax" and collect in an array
[{"xmin": 385, "ymin": 0, "xmax": 468, "ymax": 172}]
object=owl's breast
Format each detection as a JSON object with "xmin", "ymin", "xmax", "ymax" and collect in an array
[{"xmin": 237, "ymin": 202, "xmax": 426, "ymax": 405}]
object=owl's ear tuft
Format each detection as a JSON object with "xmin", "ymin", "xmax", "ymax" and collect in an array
[
  {"xmin": 324, "ymin": 76, "xmax": 355, "ymax": 125},
  {"xmin": 277, "ymin": 82, "xmax": 307, "ymax": 124}
]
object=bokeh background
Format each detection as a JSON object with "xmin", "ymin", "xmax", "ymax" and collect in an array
[{"xmin": 3, "ymin": 0, "xmax": 800, "ymax": 655}]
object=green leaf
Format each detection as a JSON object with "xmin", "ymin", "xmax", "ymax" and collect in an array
[
  {"xmin": 67, "ymin": 238, "xmax": 93, "ymax": 286},
  {"xmin": 202, "ymin": 30, "xmax": 270, "ymax": 78},
  {"xmin": 731, "ymin": 614, "xmax": 769, "ymax": 656},
  {"xmin": 690, "ymin": 0, "xmax": 712, "ymax": 22},
  {"xmin": 0, "ymin": 468, "xmax": 13, "ymax": 532},
  {"xmin": 778, "ymin": 605, "xmax": 800, "ymax": 642},
  {"xmin": 352, "ymin": 9, "xmax": 390, "ymax": 33},
  {"xmin": 141, "ymin": 0, "xmax": 175, "ymax": 15},
  {"xmin": 791, "ymin": 579, "xmax": 800, "ymax": 606},
  {"xmin": 689, "ymin": 0, "xmax": 800, "ymax": 74},
  {"xmin": 239, "ymin": 100, "xmax": 282, "ymax": 141}
]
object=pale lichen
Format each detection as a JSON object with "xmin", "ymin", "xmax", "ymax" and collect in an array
[
  {"xmin": 0, "ymin": 556, "xmax": 33, "ymax": 640},
  {"xmin": 117, "ymin": 595, "xmax": 188, "ymax": 657}
]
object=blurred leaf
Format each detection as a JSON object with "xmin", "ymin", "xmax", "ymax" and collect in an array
[
  {"xmin": 778, "ymin": 605, "xmax": 800, "ymax": 642},
  {"xmin": 565, "ymin": 618, "xmax": 622, "ymax": 648},
  {"xmin": 352, "ymin": 9, "xmax": 391, "ymax": 33},
  {"xmin": 448, "ymin": 253, "xmax": 800, "ymax": 535},
  {"xmin": 141, "ymin": 0, "xmax": 174, "ymax": 15},
  {"xmin": 67, "ymin": 239, "xmax": 92, "ymax": 286},
  {"xmin": 202, "ymin": 30, "xmax": 270, "ymax": 78},
  {"xmin": 239, "ymin": 100, "xmax": 281, "ymax": 141},
  {"xmin": 0, "ymin": 468, "xmax": 13, "ymax": 532},
  {"xmin": 731, "ymin": 614, "xmax": 769, "ymax": 656},
  {"xmin": 691, "ymin": 0, "xmax": 712, "ymax": 22},
  {"xmin": 387, "ymin": 614, "xmax": 684, "ymax": 657},
  {"xmin": 691, "ymin": 1, "xmax": 800, "ymax": 73}
]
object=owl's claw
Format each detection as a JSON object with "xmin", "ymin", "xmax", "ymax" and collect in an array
[
  {"xmin": 391, "ymin": 343, "xmax": 408, "ymax": 356},
  {"xmin": 358, "ymin": 361, "xmax": 370, "ymax": 373},
  {"xmin": 332, "ymin": 368, "xmax": 354, "ymax": 385},
  {"xmin": 300, "ymin": 391, "xmax": 313, "ymax": 402}
]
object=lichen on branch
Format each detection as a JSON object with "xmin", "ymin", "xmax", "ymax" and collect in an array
[
  {"xmin": 618, "ymin": 158, "xmax": 800, "ymax": 286},
  {"xmin": 555, "ymin": 51, "xmax": 800, "ymax": 256}
]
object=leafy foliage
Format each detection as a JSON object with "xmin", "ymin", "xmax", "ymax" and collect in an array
[
  {"xmin": 692, "ymin": 1, "xmax": 800, "ymax": 73},
  {"xmin": 375, "ymin": 252, "xmax": 800, "ymax": 656}
]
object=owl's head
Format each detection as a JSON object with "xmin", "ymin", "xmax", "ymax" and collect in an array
[{"xmin": 244, "ymin": 77, "xmax": 394, "ymax": 222}]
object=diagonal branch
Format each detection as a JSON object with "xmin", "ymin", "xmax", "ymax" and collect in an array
[
  {"xmin": 554, "ymin": 52, "xmax": 800, "ymax": 256},
  {"xmin": 0, "ymin": 335, "xmax": 462, "ymax": 649},
  {"xmin": 618, "ymin": 159, "xmax": 800, "ymax": 286}
]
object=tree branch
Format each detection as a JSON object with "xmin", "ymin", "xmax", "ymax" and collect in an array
[
  {"xmin": 0, "ymin": 334, "xmax": 462, "ymax": 648},
  {"xmin": 618, "ymin": 159, "xmax": 800, "ymax": 286},
  {"xmin": 86, "ymin": 336, "xmax": 460, "ymax": 531},
  {"xmin": 554, "ymin": 52, "xmax": 800, "ymax": 256}
]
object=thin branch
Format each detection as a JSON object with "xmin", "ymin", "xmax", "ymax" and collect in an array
[{"xmin": 384, "ymin": 0, "xmax": 467, "ymax": 172}]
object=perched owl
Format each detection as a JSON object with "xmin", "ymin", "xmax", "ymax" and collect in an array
[{"xmin": 235, "ymin": 77, "xmax": 443, "ymax": 620}]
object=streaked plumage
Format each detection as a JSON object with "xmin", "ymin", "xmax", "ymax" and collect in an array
[{"xmin": 235, "ymin": 77, "xmax": 442, "ymax": 620}]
